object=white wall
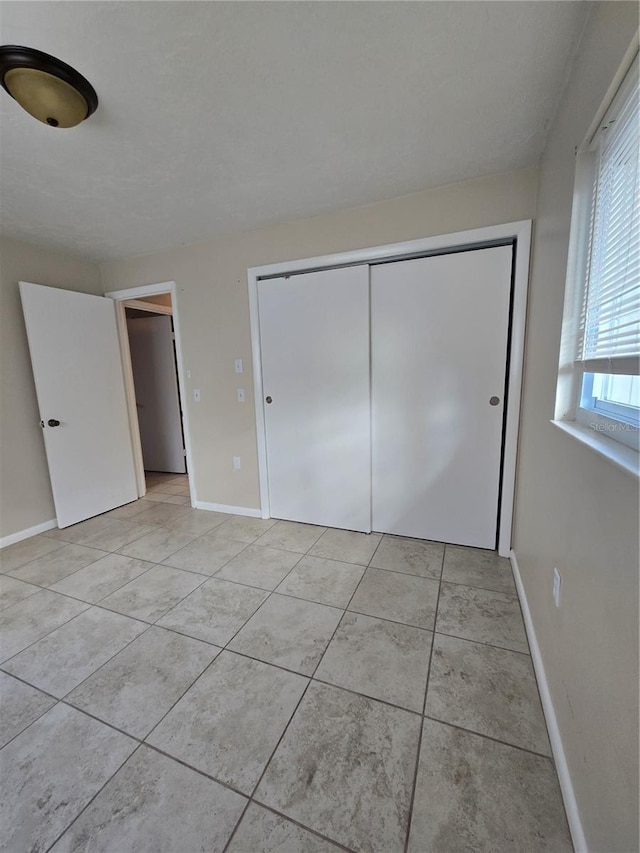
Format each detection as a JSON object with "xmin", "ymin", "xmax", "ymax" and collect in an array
[
  {"xmin": 0, "ymin": 237, "xmax": 103, "ymax": 538},
  {"xmin": 102, "ymin": 166, "xmax": 538, "ymax": 509},
  {"xmin": 513, "ymin": 4, "xmax": 639, "ymax": 850}
]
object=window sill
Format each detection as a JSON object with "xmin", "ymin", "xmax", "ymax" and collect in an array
[{"xmin": 551, "ymin": 419, "xmax": 639, "ymax": 478}]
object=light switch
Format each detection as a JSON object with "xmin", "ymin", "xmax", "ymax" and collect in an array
[
  {"xmin": 193, "ymin": 389, "xmax": 201, "ymax": 402},
  {"xmin": 235, "ymin": 359, "xmax": 243, "ymax": 374},
  {"xmin": 233, "ymin": 456, "xmax": 241, "ymax": 470},
  {"xmin": 237, "ymin": 388, "xmax": 245, "ymax": 403}
]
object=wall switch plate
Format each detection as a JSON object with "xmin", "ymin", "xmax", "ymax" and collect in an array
[
  {"xmin": 193, "ymin": 389, "xmax": 201, "ymax": 402},
  {"xmin": 186, "ymin": 369, "xmax": 191, "ymax": 379},
  {"xmin": 233, "ymin": 456, "xmax": 241, "ymax": 470},
  {"xmin": 235, "ymin": 359, "xmax": 243, "ymax": 374},
  {"xmin": 237, "ymin": 388, "xmax": 245, "ymax": 403},
  {"xmin": 553, "ymin": 567, "xmax": 562, "ymax": 607}
]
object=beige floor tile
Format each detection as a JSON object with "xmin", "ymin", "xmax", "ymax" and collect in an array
[
  {"xmin": 157, "ymin": 577, "xmax": 268, "ymax": 646},
  {"xmin": 104, "ymin": 499, "xmax": 156, "ymax": 520},
  {"xmin": 0, "ymin": 535, "xmax": 64, "ymax": 572},
  {"xmin": 0, "ymin": 671, "xmax": 56, "ymax": 748},
  {"xmin": 213, "ymin": 515, "xmax": 278, "ymax": 543},
  {"xmin": 308, "ymin": 529, "xmax": 382, "ymax": 566},
  {"xmin": 74, "ymin": 521, "xmax": 157, "ymax": 552},
  {"xmin": 425, "ymin": 633, "xmax": 550, "ymax": 755},
  {"xmin": 140, "ymin": 492, "xmax": 172, "ymax": 503},
  {"xmin": 46, "ymin": 516, "xmax": 117, "ymax": 544},
  {"xmin": 4, "ymin": 608, "xmax": 147, "ymax": 697},
  {"xmin": 147, "ymin": 651, "xmax": 307, "ymax": 793},
  {"xmin": 408, "ymin": 719, "xmax": 572, "ymax": 852},
  {"xmin": 315, "ymin": 611, "xmax": 432, "ymax": 711},
  {"xmin": 8, "ymin": 544, "xmax": 108, "ymax": 587},
  {"xmin": 50, "ymin": 554, "xmax": 154, "ymax": 603},
  {"xmin": 0, "ymin": 703, "xmax": 136, "ymax": 853},
  {"xmin": 67, "ymin": 627, "xmax": 219, "ymax": 738},
  {"xmin": 161, "ymin": 494, "xmax": 191, "ymax": 505},
  {"xmin": 229, "ymin": 593, "xmax": 342, "ymax": 675},
  {"xmin": 50, "ymin": 746, "xmax": 246, "ymax": 853},
  {"xmin": 255, "ymin": 682, "xmax": 421, "ymax": 853},
  {"xmin": 436, "ymin": 581, "xmax": 528, "ymax": 652},
  {"xmin": 216, "ymin": 544, "xmax": 301, "ymax": 590},
  {"xmin": 276, "ymin": 555, "xmax": 364, "ymax": 608},
  {"xmin": 100, "ymin": 565, "xmax": 204, "ymax": 622},
  {"xmin": 0, "ymin": 575, "xmax": 40, "ymax": 611},
  {"xmin": 227, "ymin": 803, "xmax": 340, "ymax": 852},
  {"xmin": 133, "ymin": 502, "xmax": 193, "ymax": 525},
  {"xmin": 117, "ymin": 527, "xmax": 198, "ymax": 563},
  {"xmin": 164, "ymin": 509, "xmax": 229, "ymax": 536},
  {"xmin": 157, "ymin": 484, "xmax": 185, "ymax": 495},
  {"xmin": 370, "ymin": 535, "xmax": 444, "ymax": 579},
  {"xmin": 254, "ymin": 520, "xmax": 327, "ymax": 554},
  {"xmin": 442, "ymin": 544, "xmax": 516, "ymax": 594},
  {"xmin": 0, "ymin": 589, "xmax": 88, "ymax": 663},
  {"xmin": 163, "ymin": 533, "xmax": 246, "ymax": 575},
  {"xmin": 349, "ymin": 566, "xmax": 439, "ymax": 629}
]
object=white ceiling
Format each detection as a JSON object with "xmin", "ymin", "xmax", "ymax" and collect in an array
[{"xmin": 0, "ymin": 1, "xmax": 588, "ymax": 262}]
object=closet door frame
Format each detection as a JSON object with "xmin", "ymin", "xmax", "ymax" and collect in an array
[{"xmin": 248, "ymin": 220, "xmax": 532, "ymax": 557}]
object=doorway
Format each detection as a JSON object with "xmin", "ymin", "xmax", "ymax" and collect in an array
[{"xmin": 106, "ymin": 282, "xmax": 194, "ymax": 506}]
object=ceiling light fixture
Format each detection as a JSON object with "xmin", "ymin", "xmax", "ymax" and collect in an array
[{"xmin": 0, "ymin": 45, "xmax": 98, "ymax": 128}]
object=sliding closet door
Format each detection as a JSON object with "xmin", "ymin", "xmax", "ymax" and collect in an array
[
  {"xmin": 371, "ymin": 246, "xmax": 512, "ymax": 548},
  {"xmin": 259, "ymin": 266, "xmax": 371, "ymax": 532}
]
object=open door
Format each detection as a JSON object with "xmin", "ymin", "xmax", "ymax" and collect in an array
[
  {"xmin": 127, "ymin": 314, "xmax": 186, "ymax": 474},
  {"xmin": 20, "ymin": 282, "xmax": 138, "ymax": 528}
]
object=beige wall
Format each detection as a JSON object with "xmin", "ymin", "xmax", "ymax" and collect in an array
[
  {"xmin": 513, "ymin": 4, "xmax": 639, "ymax": 851},
  {"xmin": 0, "ymin": 237, "xmax": 102, "ymax": 538},
  {"xmin": 102, "ymin": 166, "xmax": 538, "ymax": 509}
]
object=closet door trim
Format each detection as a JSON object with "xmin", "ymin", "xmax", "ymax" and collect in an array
[{"xmin": 248, "ymin": 220, "xmax": 532, "ymax": 557}]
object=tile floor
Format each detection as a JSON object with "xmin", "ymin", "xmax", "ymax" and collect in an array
[{"xmin": 0, "ymin": 472, "xmax": 573, "ymax": 852}]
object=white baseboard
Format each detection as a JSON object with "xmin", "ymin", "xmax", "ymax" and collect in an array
[
  {"xmin": 0, "ymin": 518, "xmax": 58, "ymax": 549},
  {"xmin": 193, "ymin": 501, "xmax": 261, "ymax": 518},
  {"xmin": 510, "ymin": 550, "xmax": 587, "ymax": 853}
]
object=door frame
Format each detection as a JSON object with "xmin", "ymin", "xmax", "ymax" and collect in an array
[
  {"xmin": 247, "ymin": 220, "xmax": 532, "ymax": 557},
  {"xmin": 105, "ymin": 281, "xmax": 195, "ymax": 506}
]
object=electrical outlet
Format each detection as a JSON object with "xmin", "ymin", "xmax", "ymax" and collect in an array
[
  {"xmin": 193, "ymin": 389, "xmax": 201, "ymax": 402},
  {"xmin": 235, "ymin": 359, "xmax": 243, "ymax": 374},
  {"xmin": 237, "ymin": 388, "xmax": 245, "ymax": 403},
  {"xmin": 233, "ymin": 456, "xmax": 241, "ymax": 471},
  {"xmin": 186, "ymin": 369, "xmax": 191, "ymax": 379},
  {"xmin": 552, "ymin": 567, "xmax": 562, "ymax": 607}
]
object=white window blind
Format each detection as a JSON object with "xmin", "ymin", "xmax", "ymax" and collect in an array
[{"xmin": 577, "ymin": 73, "xmax": 640, "ymax": 376}]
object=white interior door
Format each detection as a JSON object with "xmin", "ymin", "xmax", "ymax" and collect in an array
[
  {"xmin": 20, "ymin": 282, "xmax": 138, "ymax": 528},
  {"xmin": 259, "ymin": 266, "xmax": 371, "ymax": 531},
  {"xmin": 127, "ymin": 315, "xmax": 186, "ymax": 474},
  {"xmin": 371, "ymin": 246, "xmax": 513, "ymax": 548}
]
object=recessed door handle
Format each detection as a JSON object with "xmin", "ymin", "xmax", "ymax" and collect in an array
[
  {"xmin": 47, "ymin": 419, "xmax": 61, "ymax": 427},
  {"xmin": 265, "ymin": 396, "xmax": 273, "ymax": 404},
  {"xmin": 489, "ymin": 397, "xmax": 500, "ymax": 407}
]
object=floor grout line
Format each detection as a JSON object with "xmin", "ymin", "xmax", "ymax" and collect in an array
[
  {"xmin": 42, "ymin": 741, "xmax": 145, "ymax": 853},
  {"xmin": 402, "ymin": 543, "xmax": 445, "ymax": 853},
  {"xmin": 239, "ymin": 800, "xmax": 356, "ymax": 852},
  {"xmin": 421, "ymin": 713, "xmax": 556, "ymax": 761}
]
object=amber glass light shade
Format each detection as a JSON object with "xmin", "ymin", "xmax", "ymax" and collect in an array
[
  {"xmin": 4, "ymin": 67, "xmax": 89, "ymax": 127},
  {"xmin": 0, "ymin": 46, "xmax": 98, "ymax": 128}
]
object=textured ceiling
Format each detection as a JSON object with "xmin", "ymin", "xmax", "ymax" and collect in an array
[{"xmin": 0, "ymin": 1, "xmax": 588, "ymax": 261}]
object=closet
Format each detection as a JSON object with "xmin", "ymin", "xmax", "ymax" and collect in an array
[{"xmin": 258, "ymin": 244, "xmax": 513, "ymax": 549}]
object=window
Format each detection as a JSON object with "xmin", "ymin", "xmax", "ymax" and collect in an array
[{"xmin": 556, "ymin": 53, "xmax": 640, "ymax": 464}]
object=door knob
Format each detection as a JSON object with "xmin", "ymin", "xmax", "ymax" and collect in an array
[
  {"xmin": 47, "ymin": 419, "xmax": 61, "ymax": 427},
  {"xmin": 489, "ymin": 397, "xmax": 500, "ymax": 406},
  {"xmin": 265, "ymin": 396, "xmax": 273, "ymax": 404}
]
